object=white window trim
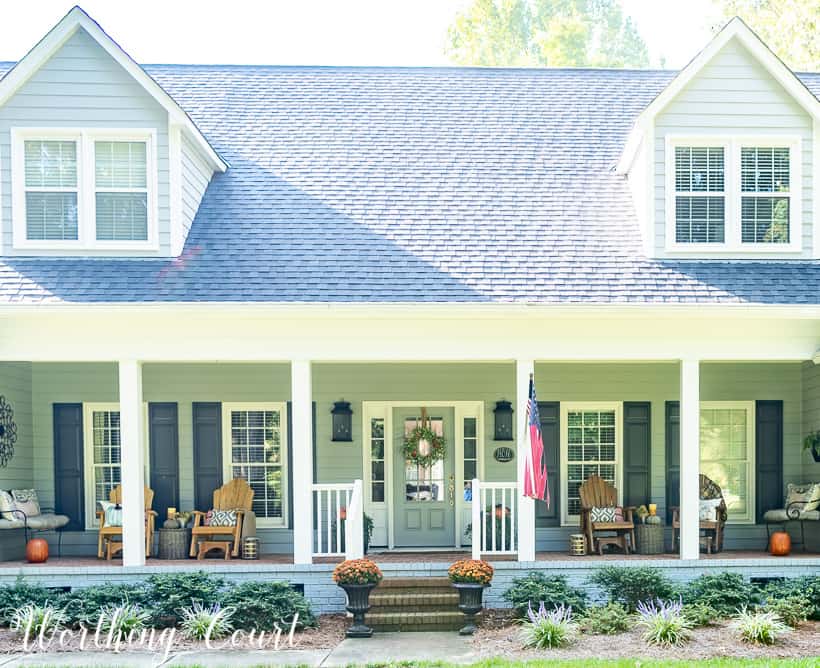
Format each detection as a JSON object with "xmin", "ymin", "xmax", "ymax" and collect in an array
[
  {"xmin": 221, "ymin": 402, "xmax": 288, "ymax": 529},
  {"xmin": 82, "ymin": 402, "xmax": 149, "ymax": 529},
  {"xmin": 665, "ymin": 134, "xmax": 802, "ymax": 253},
  {"xmin": 699, "ymin": 400, "xmax": 756, "ymax": 525},
  {"xmin": 560, "ymin": 402, "xmax": 623, "ymax": 527},
  {"xmin": 11, "ymin": 127, "xmax": 159, "ymax": 251}
]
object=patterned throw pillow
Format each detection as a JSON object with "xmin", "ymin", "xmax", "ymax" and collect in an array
[
  {"xmin": 100, "ymin": 501, "xmax": 123, "ymax": 527},
  {"xmin": 698, "ymin": 498, "xmax": 722, "ymax": 521},
  {"xmin": 206, "ymin": 510, "xmax": 238, "ymax": 527},
  {"xmin": 0, "ymin": 491, "xmax": 17, "ymax": 521},
  {"xmin": 11, "ymin": 489, "xmax": 40, "ymax": 518},
  {"xmin": 786, "ymin": 483, "xmax": 820, "ymax": 513},
  {"xmin": 590, "ymin": 506, "xmax": 617, "ymax": 522}
]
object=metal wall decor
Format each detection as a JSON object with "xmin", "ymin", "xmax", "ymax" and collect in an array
[
  {"xmin": 331, "ymin": 400, "xmax": 353, "ymax": 442},
  {"xmin": 0, "ymin": 396, "xmax": 17, "ymax": 467},
  {"xmin": 493, "ymin": 400, "xmax": 514, "ymax": 441}
]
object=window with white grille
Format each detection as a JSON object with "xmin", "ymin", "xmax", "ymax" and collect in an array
[
  {"xmin": 370, "ymin": 417, "xmax": 385, "ymax": 503},
  {"xmin": 23, "ymin": 140, "xmax": 79, "ymax": 241},
  {"xmin": 741, "ymin": 147, "xmax": 790, "ymax": 244},
  {"xmin": 223, "ymin": 404, "xmax": 287, "ymax": 526},
  {"xmin": 95, "ymin": 141, "xmax": 149, "ymax": 241},
  {"xmin": 674, "ymin": 146, "xmax": 725, "ymax": 243}
]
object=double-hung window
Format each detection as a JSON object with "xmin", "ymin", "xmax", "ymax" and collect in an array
[
  {"xmin": 222, "ymin": 403, "xmax": 287, "ymax": 527},
  {"xmin": 12, "ymin": 129, "xmax": 157, "ymax": 250},
  {"xmin": 667, "ymin": 137, "xmax": 800, "ymax": 252}
]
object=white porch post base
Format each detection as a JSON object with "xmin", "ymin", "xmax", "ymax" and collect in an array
[
  {"xmin": 118, "ymin": 360, "xmax": 146, "ymax": 567},
  {"xmin": 516, "ymin": 359, "xmax": 536, "ymax": 562},
  {"xmin": 679, "ymin": 358, "xmax": 701, "ymax": 560},
  {"xmin": 292, "ymin": 360, "xmax": 314, "ymax": 564}
]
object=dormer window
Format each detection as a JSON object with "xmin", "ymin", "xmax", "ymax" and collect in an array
[
  {"xmin": 11, "ymin": 128, "xmax": 157, "ymax": 251},
  {"xmin": 666, "ymin": 136, "xmax": 801, "ymax": 253}
]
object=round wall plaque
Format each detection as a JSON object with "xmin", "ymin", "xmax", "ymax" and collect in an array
[{"xmin": 493, "ymin": 446, "xmax": 514, "ymax": 463}]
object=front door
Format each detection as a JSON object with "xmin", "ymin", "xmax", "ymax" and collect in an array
[{"xmin": 392, "ymin": 407, "xmax": 456, "ymax": 547}]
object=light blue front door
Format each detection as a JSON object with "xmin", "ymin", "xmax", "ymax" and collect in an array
[{"xmin": 392, "ymin": 408, "xmax": 456, "ymax": 547}]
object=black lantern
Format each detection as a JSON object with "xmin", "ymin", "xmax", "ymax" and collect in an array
[
  {"xmin": 494, "ymin": 400, "xmax": 514, "ymax": 441},
  {"xmin": 331, "ymin": 401, "xmax": 353, "ymax": 442}
]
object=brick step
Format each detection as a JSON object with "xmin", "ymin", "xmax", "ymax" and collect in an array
[
  {"xmin": 370, "ymin": 591, "xmax": 459, "ymax": 608},
  {"xmin": 365, "ymin": 610, "xmax": 464, "ymax": 632},
  {"xmin": 376, "ymin": 576, "xmax": 453, "ymax": 589}
]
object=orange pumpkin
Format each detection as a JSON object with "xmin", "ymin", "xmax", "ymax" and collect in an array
[
  {"xmin": 769, "ymin": 531, "xmax": 791, "ymax": 556},
  {"xmin": 25, "ymin": 538, "xmax": 49, "ymax": 563}
]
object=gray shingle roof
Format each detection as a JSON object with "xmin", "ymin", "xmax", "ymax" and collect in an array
[{"xmin": 1, "ymin": 63, "xmax": 820, "ymax": 305}]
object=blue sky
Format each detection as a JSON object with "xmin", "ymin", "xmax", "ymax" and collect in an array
[{"xmin": 0, "ymin": 1, "xmax": 722, "ymax": 68}]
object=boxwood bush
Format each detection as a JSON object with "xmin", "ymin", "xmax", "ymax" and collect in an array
[
  {"xmin": 762, "ymin": 576, "xmax": 820, "ymax": 620},
  {"xmin": 143, "ymin": 572, "xmax": 226, "ymax": 627},
  {"xmin": 681, "ymin": 572, "xmax": 759, "ymax": 616},
  {"xmin": 588, "ymin": 566, "xmax": 677, "ymax": 610},
  {"xmin": 502, "ymin": 572, "xmax": 587, "ymax": 616},
  {"xmin": 0, "ymin": 579, "xmax": 55, "ymax": 626},
  {"xmin": 59, "ymin": 583, "xmax": 149, "ymax": 628},
  {"xmin": 220, "ymin": 581, "xmax": 316, "ymax": 630}
]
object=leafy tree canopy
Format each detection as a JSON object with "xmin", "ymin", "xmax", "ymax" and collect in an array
[
  {"xmin": 716, "ymin": 1, "xmax": 820, "ymax": 71},
  {"xmin": 446, "ymin": 0, "xmax": 649, "ymax": 68}
]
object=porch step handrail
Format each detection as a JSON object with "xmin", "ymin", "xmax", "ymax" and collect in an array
[
  {"xmin": 471, "ymin": 478, "xmax": 518, "ymax": 559},
  {"xmin": 311, "ymin": 480, "xmax": 364, "ymax": 560}
]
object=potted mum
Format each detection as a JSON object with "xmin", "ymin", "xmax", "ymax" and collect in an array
[
  {"xmin": 332, "ymin": 558, "xmax": 383, "ymax": 638},
  {"xmin": 448, "ymin": 558, "xmax": 494, "ymax": 635}
]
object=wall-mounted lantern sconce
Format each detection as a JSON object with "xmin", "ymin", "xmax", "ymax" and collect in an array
[
  {"xmin": 331, "ymin": 400, "xmax": 353, "ymax": 442},
  {"xmin": 493, "ymin": 400, "xmax": 514, "ymax": 441}
]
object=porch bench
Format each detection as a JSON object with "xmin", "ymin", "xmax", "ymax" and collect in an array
[
  {"xmin": 763, "ymin": 482, "xmax": 820, "ymax": 552},
  {"xmin": 0, "ymin": 510, "xmax": 70, "ymax": 557}
]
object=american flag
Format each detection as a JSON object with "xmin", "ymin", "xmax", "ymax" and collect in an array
[{"xmin": 524, "ymin": 374, "xmax": 550, "ymax": 505}]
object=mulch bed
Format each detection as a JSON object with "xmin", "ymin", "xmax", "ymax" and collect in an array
[{"xmin": 471, "ymin": 610, "xmax": 820, "ymax": 660}]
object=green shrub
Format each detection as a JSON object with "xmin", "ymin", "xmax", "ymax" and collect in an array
[
  {"xmin": 636, "ymin": 599, "xmax": 692, "ymax": 647},
  {"xmin": 763, "ymin": 576, "xmax": 820, "ymax": 620},
  {"xmin": 682, "ymin": 572, "xmax": 759, "ymax": 616},
  {"xmin": 144, "ymin": 572, "xmax": 225, "ymax": 627},
  {"xmin": 220, "ymin": 581, "xmax": 316, "ymax": 630},
  {"xmin": 59, "ymin": 583, "xmax": 148, "ymax": 628},
  {"xmin": 764, "ymin": 595, "xmax": 813, "ymax": 628},
  {"xmin": 682, "ymin": 602, "xmax": 719, "ymax": 627},
  {"xmin": 734, "ymin": 608, "xmax": 790, "ymax": 645},
  {"xmin": 520, "ymin": 603, "xmax": 577, "ymax": 649},
  {"xmin": 579, "ymin": 602, "xmax": 632, "ymax": 635},
  {"xmin": 503, "ymin": 572, "xmax": 587, "ymax": 617},
  {"xmin": 587, "ymin": 567, "xmax": 676, "ymax": 610},
  {"xmin": 0, "ymin": 579, "xmax": 55, "ymax": 625}
]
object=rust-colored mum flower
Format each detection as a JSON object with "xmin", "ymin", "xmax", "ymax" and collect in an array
[
  {"xmin": 333, "ymin": 558, "xmax": 383, "ymax": 585},
  {"xmin": 448, "ymin": 559, "xmax": 493, "ymax": 585}
]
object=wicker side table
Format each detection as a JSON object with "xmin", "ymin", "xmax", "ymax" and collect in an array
[
  {"xmin": 634, "ymin": 523, "xmax": 665, "ymax": 555},
  {"xmin": 158, "ymin": 528, "xmax": 191, "ymax": 560}
]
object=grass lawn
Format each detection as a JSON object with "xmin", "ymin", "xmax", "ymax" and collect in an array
[{"xmin": 370, "ymin": 660, "xmax": 820, "ymax": 668}]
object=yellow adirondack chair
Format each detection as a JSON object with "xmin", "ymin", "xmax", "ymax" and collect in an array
[
  {"xmin": 189, "ymin": 478, "xmax": 254, "ymax": 557},
  {"xmin": 96, "ymin": 485, "xmax": 156, "ymax": 559}
]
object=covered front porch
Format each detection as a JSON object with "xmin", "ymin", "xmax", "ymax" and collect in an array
[{"xmin": 0, "ymin": 353, "xmax": 818, "ymax": 567}]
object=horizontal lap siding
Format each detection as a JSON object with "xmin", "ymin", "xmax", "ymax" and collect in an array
[
  {"xmin": 654, "ymin": 39, "xmax": 813, "ymax": 258},
  {"xmin": 802, "ymin": 361, "xmax": 820, "ymax": 478},
  {"xmin": 0, "ymin": 362, "xmax": 33, "ymax": 490},
  {"xmin": 0, "ymin": 28, "xmax": 171, "ymax": 255},
  {"xmin": 180, "ymin": 134, "xmax": 213, "ymax": 244}
]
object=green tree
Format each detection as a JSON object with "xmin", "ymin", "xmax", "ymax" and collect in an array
[
  {"xmin": 446, "ymin": 0, "xmax": 649, "ymax": 68},
  {"xmin": 716, "ymin": 1, "xmax": 820, "ymax": 71}
]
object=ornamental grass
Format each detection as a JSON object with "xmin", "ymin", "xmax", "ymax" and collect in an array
[
  {"xmin": 448, "ymin": 559, "xmax": 494, "ymax": 586},
  {"xmin": 332, "ymin": 558, "xmax": 383, "ymax": 585}
]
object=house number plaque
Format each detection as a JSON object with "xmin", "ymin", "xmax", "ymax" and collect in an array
[{"xmin": 493, "ymin": 446, "xmax": 514, "ymax": 463}]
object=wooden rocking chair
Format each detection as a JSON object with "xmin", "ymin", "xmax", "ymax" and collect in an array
[
  {"xmin": 96, "ymin": 485, "xmax": 156, "ymax": 559},
  {"xmin": 189, "ymin": 478, "xmax": 254, "ymax": 558},
  {"xmin": 579, "ymin": 475, "xmax": 635, "ymax": 555},
  {"xmin": 672, "ymin": 474, "xmax": 728, "ymax": 554}
]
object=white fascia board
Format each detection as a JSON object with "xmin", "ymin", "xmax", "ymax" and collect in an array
[
  {"xmin": 616, "ymin": 17, "xmax": 820, "ymax": 175},
  {"xmin": 0, "ymin": 6, "xmax": 227, "ymax": 173}
]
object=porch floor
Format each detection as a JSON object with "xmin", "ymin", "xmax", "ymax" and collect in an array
[{"xmin": 4, "ymin": 549, "xmax": 818, "ymax": 568}]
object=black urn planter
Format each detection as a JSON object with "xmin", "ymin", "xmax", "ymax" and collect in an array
[
  {"xmin": 453, "ymin": 582, "xmax": 488, "ymax": 635},
  {"xmin": 340, "ymin": 583, "xmax": 376, "ymax": 638}
]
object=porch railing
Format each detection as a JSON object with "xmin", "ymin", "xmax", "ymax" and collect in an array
[
  {"xmin": 471, "ymin": 478, "xmax": 518, "ymax": 559},
  {"xmin": 311, "ymin": 480, "xmax": 364, "ymax": 560}
]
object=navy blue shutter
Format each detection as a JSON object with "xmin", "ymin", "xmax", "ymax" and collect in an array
[
  {"xmin": 755, "ymin": 400, "xmax": 783, "ymax": 523},
  {"xmin": 535, "ymin": 402, "xmax": 560, "ymax": 526},
  {"xmin": 192, "ymin": 402, "xmax": 222, "ymax": 512},
  {"xmin": 665, "ymin": 401, "xmax": 680, "ymax": 524},
  {"xmin": 53, "ymin": 403, "xmax": 85, "ymax": 530},
  {"xmin": 149, "ymin": 403, "xmax": 179, "ymax": 516},
  {"xmin": 623, "ymin": 402, "xmax": 651, "ymax": 508}
]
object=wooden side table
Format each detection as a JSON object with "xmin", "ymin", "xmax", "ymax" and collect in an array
[
  {"xmin": 634, "ymin": 523, "xmax": 665, "ymax": 554},
  {"xmin": 158, "ymin": 528, "xmax": 191, "ymax": 560}
]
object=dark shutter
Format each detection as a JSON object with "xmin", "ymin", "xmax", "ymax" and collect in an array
[
  {"xmin": 535, "ymin": 402, "xmax": 560, "ymax": 526},
  {"xmin": 149, "ymin": 403, "xmax": 179, "ymax": 516},
  {"xmin": 665, "ymin": 401, "xmax": 680, "ymax": 524},
  {"xmin": 755, "ymin": 400, "xmax": 783, "ymax": 523},
  {"xmin": 623, "ymin": 402, "xmax": 651, "ymax": 508},
  {"xmin": 192, "ymin": 402, "xmax": 222, "ymax": 512},
  {"xmin": 53, "ymin": 403, "xmax": 84, "ymax": 530}
]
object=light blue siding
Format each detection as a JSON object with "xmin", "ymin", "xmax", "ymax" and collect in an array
[
  {"xmin": 180, "ymin": 133, "xmax": 213, "ymax": 245},
  {"xmin": 654, "ymin": 38, "xmax": 814, "ymax": 258},
  {"xmin": 0, "ymin": 28, "xmax": 171, "ymax": 255},
  {"xmin": 803, "ymin": 361, "xmax": 820, "ymax": 478},
  {"xmin": 0, "ymin": 362, "xmax": 33, "ymax": 490}
]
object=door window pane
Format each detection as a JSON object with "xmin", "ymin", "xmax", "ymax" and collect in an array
[
  {"xmin": 404, "ymin": 417, "xmax": 444, "ymax": 502},
  {"xmin": 370, "ymin": 418, "xmax": 385, "ymax": 503}
]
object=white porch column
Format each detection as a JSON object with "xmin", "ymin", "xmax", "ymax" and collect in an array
[
  {"xmin": 292, "ymin": 360, "xmax": 314, "ymax": 564},
  {"xmin": 516, "ymin": 359, "xmax": 536, "ymax": 562},
  {"xmin": 679, "ymin": 358, "xmax": 701, "ymax": 560},
  {"xmin": 118, "ymin": 360, "xmax": 146, "ymax": 567}
]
